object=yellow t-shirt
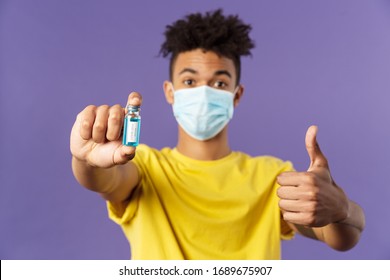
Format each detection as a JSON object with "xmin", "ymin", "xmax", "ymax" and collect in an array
[{"xmin": 108, "ymin": 144, "xmax": 294, "ymax": 260}]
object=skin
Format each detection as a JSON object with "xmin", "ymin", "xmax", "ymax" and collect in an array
[{"xmin": 70, "ymin": 48, "xmax": 365, "ymax": 251}]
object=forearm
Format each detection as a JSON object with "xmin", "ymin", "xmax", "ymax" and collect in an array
[{"xmin": 72, "ymin": 155, "xmax": 140, "ymax": 204}]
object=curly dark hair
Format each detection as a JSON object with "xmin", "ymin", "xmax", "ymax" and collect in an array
[{"xmin": 160, "ymin": 9, "xmax": 255, "ymax": 84}]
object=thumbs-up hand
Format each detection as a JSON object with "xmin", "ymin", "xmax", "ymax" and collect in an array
[{"xmin": 277, "ymin": 125, "xmax": 349, "ymax": 227}]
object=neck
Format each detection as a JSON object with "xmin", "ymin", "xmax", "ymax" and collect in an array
[{"xmin": 175, "ymin": 126, "xmax": 231, "ymax": 161}]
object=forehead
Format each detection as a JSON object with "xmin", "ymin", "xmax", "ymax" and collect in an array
[{"xmin": 173, "ymin": 49, "xmax": 236, "ymax": 77}]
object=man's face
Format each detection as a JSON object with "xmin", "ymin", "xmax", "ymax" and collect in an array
[{"xmin": 163, "ymin": 48, "xmax": 245, "ymax": 141}]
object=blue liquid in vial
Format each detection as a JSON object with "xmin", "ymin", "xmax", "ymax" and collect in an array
[{"xmin": 122, "ymin": 117, "xmax": 141, "ymax": 146}]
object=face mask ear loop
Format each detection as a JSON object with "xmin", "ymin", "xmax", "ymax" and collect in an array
[
  {"xmin": 170, "ymin": 82, "xmax": 176, "ymax": 94},
  {"xmin": 170, "ymin": 82, "xmax": 176, "ymax": 104},
  {"xmin": 231, "ymin": 85, "xmax": 240, "ymax": 100},
  {"xmin": 232, "ymin": 85, "xmax": 241, "ymax": 107},
  {"xmin": 233, "ymin": 85, "xmax": 240, "ymax": 95}
]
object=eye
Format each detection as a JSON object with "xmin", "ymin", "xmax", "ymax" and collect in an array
[
  {"xmin": 183, "ymin": 79, "xmax": 195, "ymax": 86},
  {"xmin": 213, "ymin": 80, "xmax": 228, "ymax": 89}
]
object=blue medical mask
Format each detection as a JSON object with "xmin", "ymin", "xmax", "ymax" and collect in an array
[{"xmin": 172, "ymin": 85, "xmax": 236, "ymax": 141}]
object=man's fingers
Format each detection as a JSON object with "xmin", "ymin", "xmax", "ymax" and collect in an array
[
  {"xmin": 106, "ymin": 104, "xmax": 124, "ymax": 141},
  {"xmin": 305, "ymin": 125, "xmax": 328, "ymax": 169},
  {"xmin": 277, "ymin": 186, "xmax": 301, "ymax": 199},
  {"xmin": 77, "ymin": 92, "xmax": 143, "ymax": 144},
  {"xmin": 279, "ymin": 199, "xmax": 316, "ymax": 213},
  {"xmin": 277, "ymin": 184, "xmax": 320, "ymax": 201},
  {"xmin": 79, "ymin": 105, "xmax": 96, "ymax": 140},
  {"xmin": 92, "ymin": 105, "xmax": 109, "ymax": 143},
  {"xmin": 281, "ymin": 211, "xmax": 316, "ymax": 226},
  {"xmin": 277, "ymin": 171, "xmax": 319, "ymax": 186}
]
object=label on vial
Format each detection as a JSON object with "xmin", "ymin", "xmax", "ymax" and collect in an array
[{"xmin": 126, "ymin": 121, "xmax": 139, "ymax": 143}]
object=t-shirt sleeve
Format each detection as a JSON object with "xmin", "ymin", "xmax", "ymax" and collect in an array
[{"xmin": 107, "ymin": 185, "xmax": 142, "ymax": 225}]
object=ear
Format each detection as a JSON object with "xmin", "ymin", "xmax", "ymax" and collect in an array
[
  {"xmin": 163, "ymin": 80, "xmax": 174, "ymax": 105},
  {"xmin": 233, "ymin": 84, "xmax": 244, "ymax": 107}
]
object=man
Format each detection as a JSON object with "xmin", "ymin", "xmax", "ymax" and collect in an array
[{"xmin": 70, "ymin": 9, "xmax": 365, "ymax": 259}]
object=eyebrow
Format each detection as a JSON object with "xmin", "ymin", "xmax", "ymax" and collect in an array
[
  {"xmin": 179, "ymin": 68, "xmax": 232, "ymax": 78},
  {"xmin": 179, "ymin": 68, "xmax": 197, "ymax": 75},
  {"xmin": 214, "ymin": 70, "xmax": 232, "ymax": 78}
]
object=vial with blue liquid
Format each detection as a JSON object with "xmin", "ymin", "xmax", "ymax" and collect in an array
[{"xmin": 122, "ymin": 105, "xmax": 141, "ymax": 146}]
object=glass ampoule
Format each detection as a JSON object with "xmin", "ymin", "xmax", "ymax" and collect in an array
[{"xmin": 122, "ymin": 105, "xmax": 141, "ymax": 146}]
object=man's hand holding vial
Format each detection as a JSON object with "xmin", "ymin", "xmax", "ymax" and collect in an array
[{"xmin": 70, "ymin": 92, "xmax": 142, "ymax": 169}]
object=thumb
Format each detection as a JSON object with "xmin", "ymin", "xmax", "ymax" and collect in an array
[
  {"xmin": 126, "ymin": 91, "xmax": 143, "ymax": 109},
  {"xmin": 305, "ymin": 125, "xmax": 328, "ymax": 169},
  {"xmin": 112, "ymin": 145, "xmax": 136, "ymax": 165}
]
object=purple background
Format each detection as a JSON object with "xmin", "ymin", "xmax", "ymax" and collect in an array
[{"xmin": 1, "ymin": 0, "xmax": 389, "ymax": 260}]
